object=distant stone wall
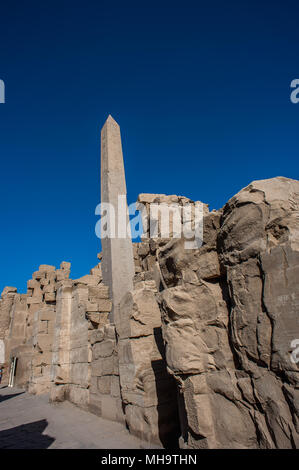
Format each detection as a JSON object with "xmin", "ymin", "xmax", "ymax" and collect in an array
[
  {"xmin": 29, "ymin": 305, "xmax": 56, "ymax": 394},
  {"xmin": 0, "ymin": 263, "xmax": 71, "ymax": 390}
]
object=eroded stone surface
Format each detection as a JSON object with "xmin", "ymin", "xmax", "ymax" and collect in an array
[
  {"xmin": 1, "ymin": 175, "xmax": 299, "ymax": 449},
  {"xmin": 154, "ymin": 177, "xmax": 299, "ymax": 449}
]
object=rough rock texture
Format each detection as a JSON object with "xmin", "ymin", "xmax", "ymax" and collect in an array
[
  {"xmin": 89, "ymin": 323, "xmax": 123, "ymax": 423},
  {"xmin": 0, "ymin": 263, "xmax": 71, "ymax": 390},
  {"xmin": 29, "ymin": 305, "xmax": 56, "ymax": 394},
  {"xmin": 50, "ymin": 263, "xmax": 113, "ymax": 411},
  {"xmin": 137, "ymin": 193, "xmax": 208, "ymax": 241},
  {"xmin": 115, "ymin": 284, "xmax": 180, "ymax": 447},
  {"xmin": 1, "ymin": 176, "xmax": 299, "ymax": 449},
  {"xmin": 153, "ymin": 177, "xmax": 299, "ymax": 448}
]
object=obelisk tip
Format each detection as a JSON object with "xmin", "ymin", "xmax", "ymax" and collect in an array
[{"xmin": 102, "ymin": 114, "xmax": 119, "ymax": 130}]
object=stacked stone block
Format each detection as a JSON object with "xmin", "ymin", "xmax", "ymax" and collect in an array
[
  {"xmin": 137, "ymin": 193, "xmax": 208, "ymax": 241},
  {"xmin": 115, "ymin": 278, "xmax": 180, "ymax": 446},
  {"xmin": 1, "ymin": 176, "xmax": 298, "ymax": 449},
  {"xmin": 89, "ymin": 324, "xmax": 123, "ymax": 423},
  {"xmin": 50, "ymin": 261, "xmax": 113, "ymax": 412},
  {"xmin": 27, "ymin": 263, "xmax": 70, "ymax": 394}
]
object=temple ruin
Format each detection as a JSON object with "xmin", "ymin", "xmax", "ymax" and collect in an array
[{"xmin": 1, "ymin": 116, "xmax": 299, "ymax": 448}]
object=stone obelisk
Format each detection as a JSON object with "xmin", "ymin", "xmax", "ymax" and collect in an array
[{"xmin": 100, "ymin": 115, "xmax": 134, "ymax": 323}]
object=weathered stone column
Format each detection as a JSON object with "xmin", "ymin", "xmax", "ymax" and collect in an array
[
  {"xmin": 101, "ymin": 115, "xmax": 134, "ymax": 322},
  {"xmin": 50, "ymin": 280, "xmax": 72, "ymax": 402}
]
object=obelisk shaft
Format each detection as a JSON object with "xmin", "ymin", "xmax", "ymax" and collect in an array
[{"xmin": 101, "ymin": 115, "xmax": 134, "ymax": 323}]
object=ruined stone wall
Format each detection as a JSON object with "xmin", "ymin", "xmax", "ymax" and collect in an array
[
  {"xmin": 29, "ymin": 305, "xmax": 56, "ymax": 394},
  {"xmin": 1, "ymin": 176, "xmax": 299, "ymax": 449},
  {"xmin": 137, "ymin": 193, "xmax": 208, "ymax": 241},
  {"xmin": 115, "ymin": 281, "xmax": 179, "ymax": 447},
  {"xmin": 65, "ymin": 283, "xmax": 90, "ymax": 408},
  {"xmin": 0, "ymin": 263, "xmax": 71, "ymax": 390},
  {"xmin": 147, "ymin": 177, "xmax": 299, "ymax": 449},
  {"xmin": 89, "ymin": 323, "xmax": 123, "ymax": 423},
  {"xmin": 50, "ymin": 279, "xmax": 72, "ymax": 401},
  {"xmin": 50, "ymin": 262, "xmax": 113, "ymax": 413},
  {"xmin": 114, "ymin": 178, "xmax": 299, "ymax": 448},
  {"xmin": 25, "ymin": 263, "xmax": 71, "ymax": 392}
]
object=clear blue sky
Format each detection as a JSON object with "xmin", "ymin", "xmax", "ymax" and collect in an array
[{"xmin": 0, "ymin": 1, "xmax": 298, "ymax": 293}]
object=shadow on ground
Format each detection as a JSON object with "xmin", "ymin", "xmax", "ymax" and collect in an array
[
  {"xmin": 0, "ymin": 392, "xmax": 25, "ymax": 403},
  {"xmin": 0, "ymin": 419, "xmax": 55, "ymax": 449}
]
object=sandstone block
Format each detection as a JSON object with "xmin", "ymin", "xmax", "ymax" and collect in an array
[
  {"xmin": 116, "ymin": 288, "xmax": 161, "ymax": 340},
  {"xmin": 74, "ymin": 274, "xmax": 101, "ymax": 286},
  {"xmin": 98, "ymin": 298, "xmax": 112, "ymax": 312},
  {"xmin": 91, "ymin": 354, "xmax": 118, "ymax": 376},
  {"xmin": 1, "ymin": 286, "xmax": 17, "ymax": 297},
  {"xmin": 60, "ymin": 261, "xmax": 71, "ymax": 271},
  {"xmin": 39, "ymin": 265, "xmax": 56, "ymax": 273},
  {"xmin": 56, "ymin": 270, "xmax": 70, "ymax": 281},
  {"xmin": 27, "ymin": 279, "xmax": 40, "ymax": 290},
  {"xmin": 93, "ymin": 339, "xmax": 115, "ymax": 359},
  {"xmin": 27, "ymin": 295, "xmax": 43, "ymax": 305},
  {"xmin": 100, "ymin": 395, "xmax": 123, "ymax": 423},
  {"xmin": 89, "ymin": 328, "xmax": 105, "ymax": 345},
  {"xmin": 88, "ymin": 284, "xmax": 109, "ymax": 300},
  {"xmin": 44, "ymin": 292, "xmax": 55, "ymax": 303},
  {"xmin": 33, "ymin": 271, "xmax": 46, "ymax": 280},
  {"xmin": 97, "ymin": 375, "xmax": 111, "ymax": 394},
  {"xmin": 90, "ymin": 264, "xmax": 102, "ymax": 277},
  {"xmin": 68, "ymin": 385, "xmax": 89, "ymax": 409}
]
